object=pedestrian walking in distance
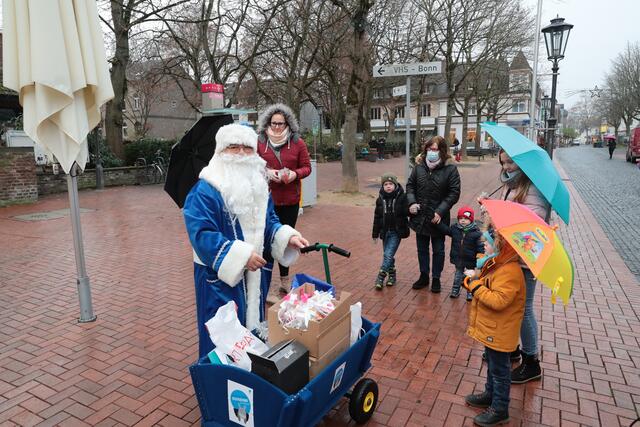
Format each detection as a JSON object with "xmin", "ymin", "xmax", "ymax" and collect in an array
[{"xmin": 607, "ymin": 137, "xmax": 616, "ymax": 159}]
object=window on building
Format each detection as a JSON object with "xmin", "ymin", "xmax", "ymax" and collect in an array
[
  {"xmin": 122, "ymin": 122, "xmax": 128, "ymax": 138},
  {"xmin": 371, "ymin": 107, "xmax": 381, "ymax": 120},
  {"xmin": 511, "ymin": 100, "xmax": 527, "ymax": 113},
  {"xmin": 133, "ymin": 96, "xmax": 140, "ymax": 110},
  {"xmin": 421, "ymin": 103, "xmax": 431, "ymax": 117},
  {"xmin": 424, "ymin": 83, "xmax": 436, "ymax": 95},
  {"xmin": 469, "ymin": 104, "xmax": 477, "ymax": 116},
  {"xmin": 439, "ymin": 101, "xmax": 447, "ymax": 116},
  {"xmin": 373, "ymin": 89, "xmax": 388, "ymax": 99},
  {"xmin": 395, "ymin": 106, "xmax": 405, "ymax": 118},
  {"xmin": 510, "ymin": 73, "xmax": 529, "ymax": 90}
]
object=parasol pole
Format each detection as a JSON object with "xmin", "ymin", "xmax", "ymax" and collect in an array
[{"xmin": 66, "ymin": 162, "xmax": 97, "ymax": 322}]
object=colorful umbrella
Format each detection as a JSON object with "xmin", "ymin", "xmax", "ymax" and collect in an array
[
  {"xmin": 481, "ymin": 122, "xmax": 570, "ymax": 224},
  {"xmin": 482, "ymin": 199, "xmax": 574, "ymax": 305}
]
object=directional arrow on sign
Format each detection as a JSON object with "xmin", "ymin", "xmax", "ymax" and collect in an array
[{"xmin": 372, "ymin": 61, "xmax": 442, "ymax": 78}]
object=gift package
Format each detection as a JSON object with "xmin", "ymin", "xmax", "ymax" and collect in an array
[{"xmin": 268, "ymin": 283, "xmax": 352, "ymax": 379}]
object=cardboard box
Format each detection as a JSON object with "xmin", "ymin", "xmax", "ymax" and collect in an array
[
  {"xmin": 268, "ymin": 284, "xmax": 352, "ymax": 359},
  {"xmin": 309, "ymin": 334, "xmax": 350, "ymax": 379}
]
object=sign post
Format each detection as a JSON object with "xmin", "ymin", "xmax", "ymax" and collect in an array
[{"xmin": 373, "ymin": 61, "xmax": 442, "ymax": 179}]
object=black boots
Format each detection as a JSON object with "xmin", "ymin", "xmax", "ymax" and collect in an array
[
  {"xmin": 431, "ymin": 277, "xmax": 441, "ymax": 293},
  {"xmin": 511, "ymin": 353, "xmax": 542, "ymax": 384},
  {"xmin": 473, "ymin": 407, "xmax": 510, "ymax": 426},
  {"xmin": 465, "ymin": 391, "xmax": 492, "ymax": 408},
  {"xmin": 375, "ymin": 270, "xmax": 387, "ymax": 290},
  {"xmin": 412, "ymin": 273, "xmax": 429, "ymax": 289},
  {"xmin": 386, "ymin": 268, "xmax": 396, "ymax": 286}
]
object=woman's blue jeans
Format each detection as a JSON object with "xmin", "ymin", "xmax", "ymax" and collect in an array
[
  {"xmin": 416, "ymin": 233, "xmax": 445, "ymax": 278},
  {"xmin": 380, "ymin": 231, "xmax": 400, "ymax": 272},
  {"xmin": 520, "ymin": 268, "xmax": 538, "ymax": 356}
]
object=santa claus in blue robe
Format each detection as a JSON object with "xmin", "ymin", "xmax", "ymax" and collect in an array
[{"xmin": 183, "ymin": 124, "xmax": 308, "ymax": 358}]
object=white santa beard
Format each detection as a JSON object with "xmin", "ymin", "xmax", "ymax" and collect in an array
[{"xmin": 199, "ymin": 153, "xmax": 269, "ymax": 331}]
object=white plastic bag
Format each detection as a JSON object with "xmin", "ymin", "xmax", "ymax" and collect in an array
[
  {"xmin": 205, "ymin": 301, "xmax": 269, "ymax": 371},
  {"xmin": 350, "ymin": 302, "xmax": 363, "ymax": 345}
]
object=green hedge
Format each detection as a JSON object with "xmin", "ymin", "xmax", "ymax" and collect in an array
[
  {"xmin": 87, "ymin": 132, "xmax": 123, "ymax": 168},
  {"xmin": 123, "ymin": 138, "xmax": 175, "ymax": 166}
]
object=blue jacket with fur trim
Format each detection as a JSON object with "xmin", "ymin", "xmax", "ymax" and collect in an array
[{"xmin": 183, "ymin": 179, "xmax": 299, "ymax": 358}]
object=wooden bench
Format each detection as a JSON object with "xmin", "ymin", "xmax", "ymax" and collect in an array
[{"xmin": 466, "ymin": 149, "xmax": 486, "ymax": 160}]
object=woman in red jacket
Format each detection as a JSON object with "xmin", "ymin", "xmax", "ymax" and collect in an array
[{"xmin": 257, "ymin": 104, "xmax": 312, "ymax": 293}]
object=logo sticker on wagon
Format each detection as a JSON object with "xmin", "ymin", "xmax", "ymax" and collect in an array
[
  {"xmin": 330, "ymin": 362, "xmax": 347, "ymax": 393},
  {"xmin": 228, "ymin": 380, "xmax": 254, "ymax": 426}
]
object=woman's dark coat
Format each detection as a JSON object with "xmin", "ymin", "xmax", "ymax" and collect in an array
[{"xmin": 406, "ymin": 159, "xmax": 461, "ymax": 236}]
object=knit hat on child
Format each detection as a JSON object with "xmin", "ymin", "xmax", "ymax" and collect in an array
[
  {"xmin": 457, "ymin": 205, "xmax": 474, "ymax": 222},
  {"xmin": 381, "ymin": 173, "xmax": 399, "ymax": 186}
]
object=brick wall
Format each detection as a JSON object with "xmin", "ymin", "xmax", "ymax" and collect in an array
[
  {"xmin": 37, "ymin": 166, "xmax": 150, "ymax": 196},
  {"xmin": 0, "ymin": 147, "xmax": 38, "ymax": 206}
]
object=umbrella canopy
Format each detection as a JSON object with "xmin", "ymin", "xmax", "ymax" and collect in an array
[
  {"xmin": 3, "ymin": 0, "xmax": 114, "ymax": 173},
  {"xmin": 164, "ymin": 114, "xmax": 234, "ymax": 208},
  {"xmin": 481, "ymin": 122, "xmax": 570, "ymax": 224},
  {"xmin": 603, "ymin": 134, "xmax": 616, "ymax": 140},
  {"xmin": 3, "ymin": 0, "xmax": 114, "ymax": 322},
  {"xmin": 482, "ymin": 199, "xmax": 574, "ymax": 305}
]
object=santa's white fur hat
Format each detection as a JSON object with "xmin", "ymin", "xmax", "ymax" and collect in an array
[{"xmin": 215, "ymin": 123, "xmax": 258, "ymax": 154}]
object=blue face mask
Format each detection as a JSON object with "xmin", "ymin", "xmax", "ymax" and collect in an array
[{"xmin": 426, "ymin": 151, "xmax": 440, "ymax": 162}]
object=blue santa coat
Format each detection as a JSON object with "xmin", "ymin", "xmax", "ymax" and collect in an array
[{"xmin": 183, "ymin": 179, "xmax": 286, "ymax": 358}]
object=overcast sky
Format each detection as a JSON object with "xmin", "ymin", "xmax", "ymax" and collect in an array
[{"xmin": 525, "ymin": 0, "xmax": 640, "ymax": 108}]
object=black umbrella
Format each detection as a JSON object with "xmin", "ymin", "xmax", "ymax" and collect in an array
[{"xmin": 164, "ymin": 114, "xmax": 234, "ymax": 208}]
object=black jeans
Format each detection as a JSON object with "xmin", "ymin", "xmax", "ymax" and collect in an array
[
  {"xmin": 484, "ymin": 347, "xmax": 511, "ymax": 413},
  {"xmin": 416, "ymin": 233, "xmax": 445, "ymax": 278},
  {"xmin": 273, "ymin": 204, "xmax": 299, "ymax": 277}
]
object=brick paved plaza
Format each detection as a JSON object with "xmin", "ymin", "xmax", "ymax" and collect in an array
[{"xmin": 1, "ymin": 151, "xmax": 639, "ymax": 426}]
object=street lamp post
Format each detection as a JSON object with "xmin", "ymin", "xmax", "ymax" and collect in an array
[
  {"xmin": 542, "ymin": 16, "xmax": 573, "ymax": 159},
  {"xmin": 317, "ymin": 105, "xmax": 323, "ymax": 160}
]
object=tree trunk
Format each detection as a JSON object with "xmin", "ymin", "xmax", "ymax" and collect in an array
[
  {"xmin": 475, "ymin": 111, "xmax": 482, "ymax": 150},
  {"xmin": 461, "ymin": 107, "xmax": 469, "ymax": 160},
  {"xmin": 105, "ymin": 29, "xmax": 129, "ymax": 159},
  {"xmin": 341, "ymin": 31, "xmax": 366, "ymax": 192},
  {"xmin": 414, "ymin": 78, "xmax": 425, "ymax": 153},
  {"xmin": 105, "ymin": 2, "xmax": 130, "ymax": 160},
  {"xmin": 444, "ymin": 94, "xmax": 455, "ymax": 144}
]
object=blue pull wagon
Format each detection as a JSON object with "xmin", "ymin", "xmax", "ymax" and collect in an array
[{"xmin": 189, "ymin": 243, "xmax": 381, "ymax": 426}]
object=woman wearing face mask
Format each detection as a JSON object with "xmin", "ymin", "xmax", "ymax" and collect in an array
[
  {"xmin": 406, "ymin": 136, "xmax": 461, "ymax": 292},
  {"xmin": 257, "ymin": 104, "xmax": 312, "ymax": 294},
  {"xmin": 480, "ymin": 149, "xmax": 550, "ymax": 385}
]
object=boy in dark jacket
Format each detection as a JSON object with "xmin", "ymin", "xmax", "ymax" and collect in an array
[
  {"xmin": 372, "ymin": 173, "xmax": 410, "ymax": 289},
  {"xmin": 448, "ymin": 206, "xmax": 484, "ymax": 300}
]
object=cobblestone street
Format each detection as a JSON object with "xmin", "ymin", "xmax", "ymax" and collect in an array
[
  {"xmin": 556, "ymin": 145, "xmax": 640, "ymax": 279},
  {"xmin": 1, "ymin": 156, "xmax": 639, "ymax": 426}
]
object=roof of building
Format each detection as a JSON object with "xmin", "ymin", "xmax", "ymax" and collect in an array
[{"xmin": 510, "ymin": 51, "xmax": 531, "ymax": 71}]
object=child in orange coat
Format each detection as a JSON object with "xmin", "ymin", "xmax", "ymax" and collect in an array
[{"xmin": 462, "ymin": 229, "xmax": 525, "ymax": 426}]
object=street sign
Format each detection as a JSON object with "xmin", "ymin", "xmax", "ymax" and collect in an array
[
  {"xmin": 373, "ymin": 61, "xmax": 442, "ymax": 78},
  {"xmin": 392, "ymin": 85, "xmax": 406, "ymax": 97}
]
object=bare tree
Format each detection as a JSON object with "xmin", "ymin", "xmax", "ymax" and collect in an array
[
  {"xmin": 99, "ymin": 0, "xmax": 189, "ymax": 158},
  {"xmin": 416, "ymin": 0, "xmax": 532, "ymax": 146},
  {"xmin": 605, "ymin": 43, "xmax": 640, "ymax": 138},
  {"xmin": 329, "ymin": 0, "xmax": 375, "ymax": 192}
]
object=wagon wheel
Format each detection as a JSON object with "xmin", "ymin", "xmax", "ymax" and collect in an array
[{"xmin": 348, "ymin": 378, "xmax": 378, "ymax": 424}]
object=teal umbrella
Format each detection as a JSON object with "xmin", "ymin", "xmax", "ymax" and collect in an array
[{"xmin": 481, "ymin": 122, "xmax": 570, "ymax": 224}]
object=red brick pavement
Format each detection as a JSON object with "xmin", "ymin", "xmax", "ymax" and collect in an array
[{"xmin": 0, "ymin": 155, "xmax": 638, "ymax": 426}]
